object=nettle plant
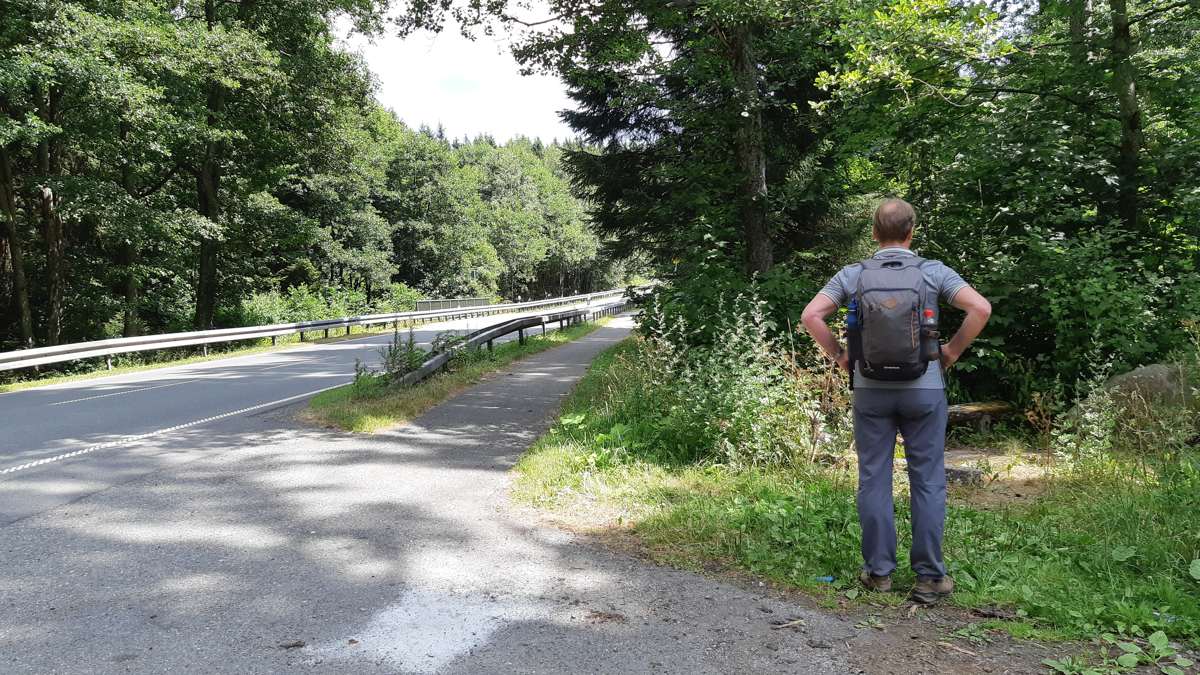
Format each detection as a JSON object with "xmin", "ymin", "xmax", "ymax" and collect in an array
[
  {"xmin": 633, "ymin": 295, "xmax": 854, "ymax": 466},
  {"xmin": 379, "ymin": 329, "xmax": 427, "ymax": 380}
]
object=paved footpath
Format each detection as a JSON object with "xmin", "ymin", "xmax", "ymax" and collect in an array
[{"xmin": 0, "ymin": 318, "xmax": 871, "ymax": 674}]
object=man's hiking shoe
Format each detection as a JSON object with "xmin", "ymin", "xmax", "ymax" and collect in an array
[
  {"xmin": 911, "ymin": 575, "xmax": 954, "ymax": 604},
  {"xmin": 859, "ymin": 571, "xmax": 892, "ymax": 592}
]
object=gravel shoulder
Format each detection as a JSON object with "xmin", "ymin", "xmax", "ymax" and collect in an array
[{"xmin": 0, "ymin": 317, "xmax": 1057, "ymax": 674}]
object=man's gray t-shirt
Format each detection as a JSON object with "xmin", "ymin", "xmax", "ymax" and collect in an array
[{"xmin": 819, "ymin": 247, "xmax": 968, "ymax": 390}]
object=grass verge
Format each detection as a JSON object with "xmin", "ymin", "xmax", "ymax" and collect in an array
[
  {"xmin": 0, "ymin": 323, "xmax": 405, "ymax": 395},
  {"xmin": 306, "ymin": 319, "xmax": 609, "ymax": 433},
  {"xmin": 513, "ymin": 338, "xmax": 1200, "ymax": 648}
]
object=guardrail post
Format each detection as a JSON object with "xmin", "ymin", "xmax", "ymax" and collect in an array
[
  {"xmin": 105, "ymin": 355, "xmax": 113, "ymax": 370},
  {"xmin": 202, "ymin": 344, "xmax": 208, "ymax": 356},
  {"xmin": 345, "ymin": 326, "xmax": 350, "ymax": 336},
  {"xmin": 487, "ymin": 339, "xmax": 493, "ymax": 353},
  {"xmin": 324, "ymin": 328, "xmax": 329, "ymax": 339},
  {"xmin": 518, "ymin": 328, "xmax": 525, "ymax": 345},
  {"xmin": 271, "ymin": 336, "xmax": 276, "ymax": 346},
  {"xmin": 300, "ymin": 331, "xmax": 305, "ymax": 342}
]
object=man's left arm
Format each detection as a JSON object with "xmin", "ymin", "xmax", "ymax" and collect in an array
[{"xmin": 941, "ymin": 285, "xmax": 992, "ymax": 369}]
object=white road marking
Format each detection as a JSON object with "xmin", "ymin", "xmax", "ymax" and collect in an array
[
  {"xmin": 306, "ymin": 588, "xmax": 539, "ymax": 673},
  {"xmin": 0, "ymin": 381, "xmax": 349, "ymax": 476},
  {"xmin": 256, "ymin": 361, "xmax": 304, "ymax": 371},
  {"xmin": 48, "ymin": 379, "xmax": 199, "ymax": 406}
]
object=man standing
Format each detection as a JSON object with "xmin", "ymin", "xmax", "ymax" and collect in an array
[{"xmin": 800, "ymin": 198, "xmax": 991, "ymax": 604}]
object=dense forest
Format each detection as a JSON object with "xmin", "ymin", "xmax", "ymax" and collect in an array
[
  {"xmin": 3, "ymin": 0, "xmax": 1198, "ymax": 399},
  {"xmin": 400, "ymin": 0, "xmax": 1199, "ymax": 400},
  {"xmin": 0, "ymin": 0, "xmax": 630, "ymax": 352}
]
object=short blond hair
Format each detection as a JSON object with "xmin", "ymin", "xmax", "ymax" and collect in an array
[{"xmin": 873, "ymin": 198, "xmax": 916, "ymax": 244}]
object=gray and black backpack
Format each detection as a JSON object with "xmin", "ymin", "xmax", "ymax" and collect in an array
[{"xmin": 846, "ymin": 256, "xmax": 940, "ymax": 381}]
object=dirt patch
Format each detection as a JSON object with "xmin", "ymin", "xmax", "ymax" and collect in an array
[
  {"xmin": 585, "ymin": 609, "xmax": 628, "ymax": 623},
  {"xmin": 846, "ymin": 612, "xmax": 1057, "ymax": 675},
  {"xmin": 944, "ymin": 446, "xmax": 1054, "ymax": 509}
]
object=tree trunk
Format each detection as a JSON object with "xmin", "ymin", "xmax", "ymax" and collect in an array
[
  {"xmin": 0, "ymin": 225, "xmax": 10, "ymax": 309},
  {"xmin": 39, "ymin": 180, "xmax": 64, "ymax": 345},
  {"xmin": 194, "ymin": 0, "xmax": 225, "ymax": 329},
  {"xmin": 1069, "ymin": 0, "xmax": 1092, "ymax": 63},
  {"xmin": 1109, "ymin": 0, "xmax": 1141, "ymax": 232},
  {"xmin": 117, "ymin": 123, "xmax": 142, "ymax": 338},
  {"xmin": 37, "ymin": 85, "xmax": 65, "ymax": 346},
  {"xmin": 195, "ymin": 154, "xmax": 220, "ymax": 328},
  {"xmin": 731, "ymin": 24, "xmax": 772, "ymax": 276},
  {"xmin": 0, "ymin": 146, "xmax": 34, "ymax": 348},
  {"xmin": 120, "ymin": 242, "xmax": 140, "ymax": 337}
]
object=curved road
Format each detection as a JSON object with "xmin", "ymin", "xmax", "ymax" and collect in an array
[{"xmin": 0, "ymin": 305, "xmax": 581, "ymax": 525}]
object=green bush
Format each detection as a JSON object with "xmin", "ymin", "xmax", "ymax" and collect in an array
[
  {"xmin": 238, "ymin": 282, "xmax": 425, "ymax": 327},
  {"xmin": 376, "ymin": 283, "xmax": 421, "ymax": 313},
  {"xmin": 933, "ymin": 226, "xmax": 1197, "ymax": 403},
  {"xmin": 586, "ymin": 296, "xmax": 853, "ymax": 467},
  {"xmin": 240, "ymin": 289, "xmax": 291, "ymax": 326},
  {"xmin": 284, "ymin": 285, "xmax": 330, "ymax": 322}
]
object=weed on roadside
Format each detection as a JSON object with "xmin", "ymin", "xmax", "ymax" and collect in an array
[{"xmin": 1044, "ymin": 629, "xmax": 1197, "ymax": 675}]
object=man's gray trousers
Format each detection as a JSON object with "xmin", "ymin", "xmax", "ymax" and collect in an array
[{"xmin": 852, "ymin": 387, "xmax": 949, "ymax": 578}]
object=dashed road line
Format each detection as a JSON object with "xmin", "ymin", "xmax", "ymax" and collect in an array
[
  {"xmin": 0, "ymin": 382, "xmax": 348, "ymax": 477},
  {"xmin": 48, "ymin": 379, "xmax": 200, "ymax": 406}
]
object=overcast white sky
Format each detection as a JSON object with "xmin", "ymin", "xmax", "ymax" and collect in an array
[{"xmin": 339, "ymin": 26, "xmax": 577, "ymax": 143}]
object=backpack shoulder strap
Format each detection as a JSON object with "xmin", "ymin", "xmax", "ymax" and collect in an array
[
  {"xmin": 911, "ymin": 257, "xmax": 935, "ymax": 308},
  {"xmin": 852, "ymin": 260, "xmax": 870, "ymax": 300}
]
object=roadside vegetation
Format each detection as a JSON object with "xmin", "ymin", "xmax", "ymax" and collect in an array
[
  {"xmin": 514, "ymin": 305, "xmax": 1200, "ymax": 661},
  {"xmin": 307, "ymin": 319, "xmax": 608, "ymax": 433}
]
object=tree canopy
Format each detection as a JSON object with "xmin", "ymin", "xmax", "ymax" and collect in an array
[
  {"xmin": 398, "ymin": 0, "xmax": 1199, "ymax": 396},
  {"xmin": 0, "ymin": 0, "xmax": 632, "ymax": 356}
]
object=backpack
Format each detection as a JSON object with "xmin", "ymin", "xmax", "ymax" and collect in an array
[{"xmin": 846, "ymin": 256, "xmax": 939, "ymax": 381}]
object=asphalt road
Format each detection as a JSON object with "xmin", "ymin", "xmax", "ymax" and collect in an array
[{"xmin": 0, "ymin": 305, "xmax": 582, "ymax": 525}]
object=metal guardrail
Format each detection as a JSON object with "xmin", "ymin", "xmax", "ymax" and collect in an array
[
  {"xmin": 0, "ymin": 289, "xmax": 630, "ymax": 372},
  {"xmin": 414, "ymin": 297, "xmax": 490, "ymax": 311},
  {"xmin": 395, "ymin": 299, "xmax": 634, "ymax": 388}
]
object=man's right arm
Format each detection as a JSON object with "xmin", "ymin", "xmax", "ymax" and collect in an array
[
  {"xmin": 801, "ymin": 293, "xmax": 851, "ymax": 372},
  {"xmin": 941, "ymin": 286, "xmax": 992, "ymax": 369}
]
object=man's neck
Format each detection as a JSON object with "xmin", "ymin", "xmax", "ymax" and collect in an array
[{"xmin": 876, "ymin": 243, "xmax": 912, "ymax": 252}]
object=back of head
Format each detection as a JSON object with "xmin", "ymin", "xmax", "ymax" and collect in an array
[{"xmin": 873, "ymin": 199, "xmax": 916, "ymax": 245}]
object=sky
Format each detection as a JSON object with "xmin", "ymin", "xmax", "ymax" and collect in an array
[{"xmin": 339, "ymin": 26, "xmax": 577, "ymax": 143}]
